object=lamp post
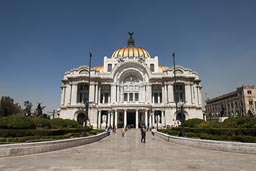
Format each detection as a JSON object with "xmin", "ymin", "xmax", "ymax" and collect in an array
[
  {"xmin": 173, "ymin": 52, "xmax": 178, "ymax": 117},
  {"xmin": 178, "ymin": 101, "xmax": 185, "ymax": 137}
]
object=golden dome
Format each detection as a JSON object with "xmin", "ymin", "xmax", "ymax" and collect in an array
[
  {"xmin": 111, "ymin": 32, "xmax": 151, "ymax": 59},
  {"xmin": 111, "ymin": 47, "xmax": 151, "ymax": 59}
]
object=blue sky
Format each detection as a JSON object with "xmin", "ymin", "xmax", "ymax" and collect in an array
[{"xmin": 0, "ymin": 0, "xmax": 255, "ymax": 112}]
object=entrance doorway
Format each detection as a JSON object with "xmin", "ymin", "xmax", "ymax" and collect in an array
[
  {"xmin": 77, "ymin": 113, "xmax": 86, "ymax": 125},
  {"xmin": 127, "ymin": 111, "xmax": 136, "ymax": 128}
]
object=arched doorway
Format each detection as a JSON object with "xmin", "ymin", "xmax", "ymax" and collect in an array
[
  {"xmin": 176, "ymin": 112, "xmax": 186, "ymax": 123},
  {"xmin": 77, "ymin": 113, "xmax": 86, "ymax": 125}
]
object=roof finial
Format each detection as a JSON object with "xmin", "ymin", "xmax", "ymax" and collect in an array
[{"xmin": 127, "ymin": 32, "xmax": 135, "ymax": 46}]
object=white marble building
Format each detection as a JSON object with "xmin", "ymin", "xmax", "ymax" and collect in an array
[{"xmin": 59, "ymin": 33, "xmax": 203, "ymax": 129}]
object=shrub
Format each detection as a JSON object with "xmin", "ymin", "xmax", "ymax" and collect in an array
[
  {"xmin": 0, "ymin": 128, "xmax": 85, "ymax": 137},
  {"xmin": 49, "ymin": 118, "xmax": 82, "ymax": 129},
  {"xmin": 184, "ymin": 118, "xmax": 205, "ymax": 128},
  {"xmin": 0, "ymin": 116, "xmax": 35, "ymax": 129},
  {"xmin": 32, "ymin": 118, "xmax": 51, "ymax": 129},
  {"xmin": 223, "ymin": 117, "xmax": 256, "ymax": 128}
]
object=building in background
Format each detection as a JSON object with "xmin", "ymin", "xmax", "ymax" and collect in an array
[
  {"xmin": 59, "ymin": 33, "xmax": 203, "ymax": 129},
  {"xmin": 205, "ymin": 85, "xmax": 256, "ymax": 118}
]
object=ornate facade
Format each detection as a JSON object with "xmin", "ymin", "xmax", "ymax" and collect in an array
[
  {"xmin": 205, "ymin": 85, "xmax": 256, "ymax": 117},
  {"xmin": 59, "ymin": 34, "xmax": 203, "ymax": 129}
]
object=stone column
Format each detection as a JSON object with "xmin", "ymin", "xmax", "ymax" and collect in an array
[
  {"xmin": 168, "ymin": 84, "xmax": 173, "ymax": 103},
  {"xmin": 165, "ymin": 85, "xmax": 168, "ymax": 103},
  {"xmin": 110, "ymin": 110, "xmax": 113, "ymax": 126},
  {"xmin": 196, "ymin": 86, "xmax": 199, "ymax": 105},
  {"xmin": 111, "ymin": 84, "xmax": 116, "ymax": 103},
  {"xmin": 61, "ymin": 87, "xmax": 66, "ymax": 106},
  {"xmin": 95, "ymin": 84, "xmax": 98, "ymax": 103},
  {"xmin": 149, "ymin": 112, "xmax": 152, "ymax": 127},
  {"xmin": 162, "ymin": 84, "xmax": 165, "ymax": 104},
  {"xmin": 108, "ymin": 94, "xmax": 110, "ymax": 104},
  {"xmin": 152, "ymin": 111, "xmax": 155, "ymax": 127},
  {"xmin": 141, "ymin": 85, "xmax": 145, "ymax": 102},
  {"xmin": 198, "ymin": 86, "xmax": 202, "ymax": 105},
  {"xmin": 115, "ymin": 110, "xmax": 118, "ymax": 128},
  {"xmin": 65, "ymin": 85, "xmax": 71, "ymax": 105},
  {"xmin": 145, "ymin": 110, "xmax": 148, "ymax": 128},
  {"xmin": 107, "ymin": 111, "xmax": 111, "ymax": 126},
  {"xmin": 98, "ymin": 111, "xmax": 101, "ymax": 129},
  {"xmin": 71, "ymin": 83, "xmax": 78, "ymax": 105},
  {"xmin": 89, "ymin": 84, "xmax": 95, "ymax": 103},
  {"xmin": 146, "ymin": 85, "xmax": 152, "ymax": 103},
  {"xmin": 124, "ymin": 110, "xmax": 127, "ymax": 128},
  {"xmin": 190, "ymin": 84, "xmax": 194, "ymax": 104},
  {"xmin": 117, "ymin": 85, "xmax": 120, "ymax": 102},
  {"xmin": 98, "ymin": 86, "xmax": 101, "ymax": 103},
  {"xmin": 185, "ymin": 84, "xmax": 191, "ymax": 105},
  {"xmin": 69, "ymin": 84, "xmax": 72, "ymax": 104},
  {"xmin": 136, "ymin": 110, "xmax": 139, "ymax": 128},
  {"xmin": 193, "ymin": 85, "xmax": 197, "ymax": 104},
  {"xmin": 161, "ymin": 110, "xmax": 164, "ymax": 127}
]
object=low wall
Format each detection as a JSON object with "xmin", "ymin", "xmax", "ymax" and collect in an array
[
  {"xmin": 0, "ymin": 132, "xmax": 108, "ymax": 158},
  {"xmin": 156, "ymin": 131, "xmax": 256, "ymax": 155}
]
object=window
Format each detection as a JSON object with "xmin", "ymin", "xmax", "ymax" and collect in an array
[
  {"xmin": 79, "ymin": 70, "xmax": 88, "ymax": 74},
  {"xmin": 129, "ymin": 93, "xmax": 133, "ymax": 102},
  {"xmin": 248, "ymin": 90, "xmax": 252, "ymax": 95},
  {"xmin": 135, "ymin": 93, "xmax": 139, "ymax": 101},
  {"xmin": 105, "ymin": 93, "xmax": 109, "ymax": 103},
  {"xmin": 174, "ymin": 69, "xmax": 183, "ymax": 75},
  {"xmin": 107, "ymin": 64, "xmax": 112, "ymax": 72},
  {"xmin": 150, "ymin": 64, "xmax": 154, "ymax": 72},
  {"xmin": 124, "ymin": 93, "xmax": 128, "ymax": 101},
  {"xmin": 173, "ymin": 83, "xmax": 185, "ymax": 102},
  {"xmin": 124, "ymin": 75, "xmax": 139, "ymax": 83},
  {"xmin": 249, "ymin": 100, "xmax": 253, "ymax": 105},
  {"xmin": 154, "ymin": 93, "xmax": 158, "ymax": 103},
  {"xmin": 78, "ymin": 84, "xmax": 89, "ymax": 102}
]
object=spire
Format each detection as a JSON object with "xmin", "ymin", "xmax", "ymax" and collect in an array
[{"xmin": 127, "ymin": 32, "xmax": 135, "ymax": 46}]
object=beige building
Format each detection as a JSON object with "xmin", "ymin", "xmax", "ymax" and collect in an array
[{"xmin": 205, "ymin": 85, "xmax": 256, "ymax": 117}]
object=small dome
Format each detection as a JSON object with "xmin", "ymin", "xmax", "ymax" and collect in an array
[{"xmin": 111, "ymin": 32, "xmax": 151, "ymax": 59}]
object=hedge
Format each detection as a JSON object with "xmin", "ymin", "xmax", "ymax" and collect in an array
[
  {"xmin": 184, "ymin": 118, "xmax": 205, "ymax": 128},
  {"xmin": 0, "ymin": 129, "xmax": 104, "ymax": 143},
  {"xmin": 0, "ymin": 128, "xmax": 85, "ymax": 137},
  {"xmin": 0, "ymin": 117, "xmax": 83, "ymax": 130},
  {"xmin": 0, "ymin": 116, "xmax": 35, "ymax": 129},
  {"xmin": 158, "ymin": 128, "xmax": 256, "ymax": 143}
]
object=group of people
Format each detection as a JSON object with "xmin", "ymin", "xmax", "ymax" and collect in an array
[
  {"xmin": 140, "ymin": 125, "xmax": 157, "ymax": 143},
  {"xmin": 107, "ymin": 125, "xmax": 157, "ymax": 143}
]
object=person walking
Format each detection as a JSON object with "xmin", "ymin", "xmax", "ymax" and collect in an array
[
  {"xmin": 121, "ymin": 126, "xmax": 125, "ymax": 137},
  {"xmin": 151, "ymin": 126, "xmax": 156, "ymax": 140},
  {"xmin": 141, "ymin": 125, "xmax": 146, "ymax": 143}
]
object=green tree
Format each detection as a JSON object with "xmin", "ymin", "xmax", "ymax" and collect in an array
[
  {"xmin": 0, "ymin": 96, "xmax": 21, "ymax": 117},
  {"xmin": 24, "ymin": 100, "xmax": 33, "ymax": 117}
]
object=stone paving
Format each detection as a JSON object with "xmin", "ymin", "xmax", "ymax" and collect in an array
[{"xmin": 0, "ymin": 129, "xmax": 256, "ymax": 171}]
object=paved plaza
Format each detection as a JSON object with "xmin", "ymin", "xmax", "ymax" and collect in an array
[{"xmin": 0, "ymin": 129, "xmax": 255, "ymax": 171}]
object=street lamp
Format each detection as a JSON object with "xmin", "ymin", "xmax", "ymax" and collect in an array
[
  {"xmin": 178, "ymin": 101, "xmax": 185, "ymax": 137},
  {"xmin": 84, "ymin": 100, "xmax": 89, "ymax": 127}
]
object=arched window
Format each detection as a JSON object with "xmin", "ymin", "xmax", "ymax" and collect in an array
[
  {"xmin": 124, "ymin": 75, "xmax": 139, "ymax": 83},
  {"xmin": 150, "ymin": 64, "xmax": 154, "ymax": 72},
  {"xmin": 107, "ymin": 64, "xmax": 112, "ymax": 72},
  {"xmin": 174, "ymin": 69, "xmax": 183, "ymax": 75},
  {"xmin": 79, "ymin": 70, "xmax": 88, "ymax": 74}
]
